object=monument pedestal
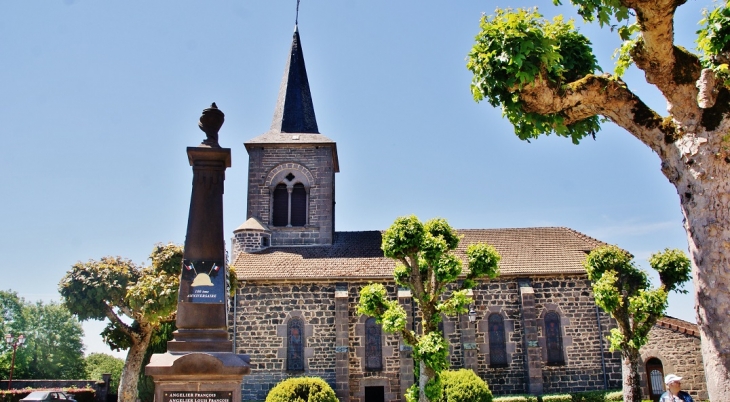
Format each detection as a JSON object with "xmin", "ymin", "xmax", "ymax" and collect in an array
[{"xmin": 146, "ymin": 352, "xmax": 250, "ymax": 402}]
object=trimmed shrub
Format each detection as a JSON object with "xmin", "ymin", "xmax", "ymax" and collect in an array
[
  {"xmin": 439, "ymin": 369, "xmax": 493, "ymax": 402},
  {"xmin": 542, "ymin": 395, "xmax": 571, "ymax": 402},
  {"xmin": 265, "ymin": 377, "xmax": 337, "ymax": 402},
  {"xmin": 604, "ymin": 391, "xmax": 623, "ymax": 401},
  {"xmin": 570, "ymin": 390, "xmax": 607, "ymax": 402},
  {"xmin": 493, "ymin": 396, "xmax": 536, "ymax": 402}
]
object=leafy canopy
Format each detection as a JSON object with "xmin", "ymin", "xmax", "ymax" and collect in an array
[
  {"xmin": 583, "ymin": 245, "xmax": 690, "ymax": 352},
  {"xmin": 85, "ymin": 353, "xmax": 124, "ymax": 392},
  {"xmin": 467, "ymin": 7, "xmax": 601, "ymax": 143},
  {"xmin": 0, "ymin": 291, "xmax": 86, "ymax": 380},
  {"xmin": 360, "ymin": 216, "xmax": 500, "ymax": 402}
]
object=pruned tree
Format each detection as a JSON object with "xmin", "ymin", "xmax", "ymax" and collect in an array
[
  {"xmin": 358, "ymin": 216, "xmax": 500, "ymax": 402},
  {"xmin": 467, "ymin": 2, "xmax": 730, "ymax": 399},
  {"xmin": 584, "ymin": 246, "xmax": 691, "ymax": 401},
  {"xmin": 59, "ymin": 243, "xmax": 182, "ymax": 402}
]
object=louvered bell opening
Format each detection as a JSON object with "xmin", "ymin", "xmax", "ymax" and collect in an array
[
  {"xmin": 290, "ymin": 183, "xmax": 307, "ymax": 226},
  {"xmin": 272, "ymin": 184, "xmax": 289, "ymax": 227}
]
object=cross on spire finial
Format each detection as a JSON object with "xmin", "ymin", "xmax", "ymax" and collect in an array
[{"xmin": 296, "ymin": 0, "xmax": 300, "ymax": 25}]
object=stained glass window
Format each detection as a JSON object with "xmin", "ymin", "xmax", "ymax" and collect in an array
[
  {"xmin": 287, "ymin": 317, "xmax": 305, "ymax": 371},
  {"xmin": 365, "ymin": 317, "xmax": 382, "ymax": 370},
  {"xmin": 488, "ymin": 313, "xmax": 508, "ymax": 367},
  {"xmin": 545, "ymin": 312, "xmax": 565, "ymax": 365}
]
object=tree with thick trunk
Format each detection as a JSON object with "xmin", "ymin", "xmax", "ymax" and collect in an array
[
  {"xmin": 59, "ymin": 243, "xmax": 182, "ymax": 402},
  {"xmin": 584, "ymin": 246, "xmax": 691, "ymax": 401},
  {"xmin": 468, "ymin": 2, "xmax": 730, "ymax": 399},
  {"xmin": 358, "ymin": 216, "xmax": 500, "ymax": 402}
]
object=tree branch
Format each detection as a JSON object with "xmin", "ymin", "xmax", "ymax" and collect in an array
[
  {"xmin": 519, "ymin": 74, "xmax": 675, "ymax": 155},
  {"xmin": 621, "ymin": 0, "xmax": 702, "ymax": 128},
  {"xmin": 103, "ymin": 304, "xmax": 135, "ymax": 340}
]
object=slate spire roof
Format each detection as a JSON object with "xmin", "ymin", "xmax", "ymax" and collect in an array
[{"xmin": 270, "ymin": 25, "xmax": 319, "ymax": 134}]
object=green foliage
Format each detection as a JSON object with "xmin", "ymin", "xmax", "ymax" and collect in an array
[
  {"xmin": 467, "ymin": 8, "xmax": 601, "ymax": 144},
  {"xmin": 85, "ymin": 353, "xmax": 124, "ymax": 392},
  {"xmin": 361, "ymin": 216, "xmax": 501, "ymax": 402},
  {"xmin": 59, "ymin": 243, "xmax": 183, "ymax": 402},
  {"xmin": 382, "ymin": 215, "xmax": 426, "ymax": 259},
  {"xmin": 570, "ymin": 390, "xmax": 613, "ymax": 402},
  {"xmin": 413, "ymin": 332, "xmax": 450, "ymax": 373},
  {"xmin": 464, "ymin": 244, "xmax": 501, "ymax": 287},
  {"xmin": 584, "ymin": 245, "xmax": 690, "ymax": 353},
  {"xmin": 437, "ymin": 290, "xmax": 470, "ymax": 316},
  {"xmin": 697, "ymin": 1, "xmax": 730, "ymax": 83},
  {"xmin": 553, "ymin": 0, "xmax": 630, "ymax": 26},
  {"xmin": 612, "ymin": 24, "xmax": 640, "ymax": 77},
  {"xmin": 0, "ymin": 292, "xmax": 86, "ymax": 380},
  {"xmin": 541, "ymin": 395, "xmax": 572, "ymax": 402},
  {"xmin": 649, "ymin": 248, "xmax": 691, "ymax": 294},
  {"xmin": 264, "ymin": 377, "xmax": 337, "ymax": 402},
  {"xmin": 59, "ymin": 243, "xmax": 182, "ymax": 347},
  {"xmin": 425, "ymin": 375, "xmax": 443, "ymax": 402},
  {"xmin": 60, "ymin": 256, "xmax": 140, "ymax": 321},
  {"xmin": 438, "ymin": 369, "xmax": 493, "ymax": 402},
  {"xmin": 23, "ymin": 301, "xmax": 86, "ymax": 379},
  {"xmin": 604, "ymin": 391, "xmax": 624, "ymax": 401},
  {"xmin": 492, "ymin": 396, "xmax": 537, "ymax": 402},
  {"xmin": 405, "ymin": 384, "xmax": 420, "ymax": 402}
]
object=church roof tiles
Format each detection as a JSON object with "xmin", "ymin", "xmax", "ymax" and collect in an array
[{"xmin": 232, "ymin": 227, "xmax": 606, "ymax": 280}]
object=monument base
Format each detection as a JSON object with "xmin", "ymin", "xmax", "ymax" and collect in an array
[{"xmin": 146, "ymin": 352, "xmax": 251, "ymax": 402}]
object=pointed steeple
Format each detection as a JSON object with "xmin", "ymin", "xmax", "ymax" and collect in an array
[{"xmin": 270, "ymin": 25, "xmax": 319, "ymax": 134}]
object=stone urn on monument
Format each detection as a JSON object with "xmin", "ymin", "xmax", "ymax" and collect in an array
[{"xmin": 145, "ymin": 104, "xmax": 250, "ymax": 402}]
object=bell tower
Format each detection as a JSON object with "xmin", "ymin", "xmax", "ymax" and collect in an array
[{"xmin": 235, "ymin": 25, "xmax": 339, "ymax": 251}]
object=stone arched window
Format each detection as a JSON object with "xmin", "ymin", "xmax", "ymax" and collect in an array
[
  {"xmin": 488, "ymin": 313, "xmax": 508, "ymax": 367},
  {"xmin": 287, "ymin": 317, "xmax": 305, "ymax": 371},
  {"xmin": 544, "ymin": 312, "xmax": 565, "ymax": 365},
  {"xmin": 272, "ymin": 184, "xmax": 289, "ymax": 227},
  {"xmin": 365, "ymin": 317, "xmax": 383, "ymax": 370},
  {"xmin": 290, "ymin": 183, "xmax": 307, "ymax": 226},
  {"xmin": 267, "ymin": 165, "xmax": 313, "ymax": 228}
]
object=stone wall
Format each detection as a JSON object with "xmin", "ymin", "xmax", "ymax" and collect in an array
[
  {"xmin": 231, "ymin": 280, "xmax": 404, "ymax": 402},
  {"xmin": 531, "ymin": 275, "xmax": 622, "ymax": 393},
  {"xmin": 245, "ymin": 145, "xmax": 335, "ymax": 246},
  {"xmin": 231, "ymin": 275, "xmax": 626, "ymax": 401},
  {"xmin": 640, "ymin": 323, "xmax": 707, "ymax": 401}
]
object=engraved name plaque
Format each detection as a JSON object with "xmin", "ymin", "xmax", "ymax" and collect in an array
[{"xmin": 163, "ymin": 391, "xmax": 232, "ymax": 402}]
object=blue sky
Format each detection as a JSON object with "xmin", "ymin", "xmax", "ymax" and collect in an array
[{"xmin": 0, "ymin": 1, "xmax": 714, "ymax": 358}]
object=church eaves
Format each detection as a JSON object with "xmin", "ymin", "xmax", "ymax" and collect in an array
[{"xmin": 270, "ymin": 25, "xmax": 319, "ymax": 134}]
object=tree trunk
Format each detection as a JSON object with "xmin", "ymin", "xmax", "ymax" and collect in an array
[
  {"xmin": 669, "ymin": 140, "xmax": 730, "ymax": 401},
  {"xmin": 418, "ymin": 360, "xmax": 435, "ymax": 402},
  {"xmin": 621, "ymin": 348, "xmax": 642, "ymax": 402},
  {"xmin": 118, "ymin": 329, "xmax": 153, "ymax": 402}
]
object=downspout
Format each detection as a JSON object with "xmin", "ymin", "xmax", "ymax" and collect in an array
[
  {"xmin": 233, "ymin": 290, "xmax": 238, "ymax": 352},
  {"xmin": 595, "ymin": 303, "xmax": 608, "ymax": 389}
]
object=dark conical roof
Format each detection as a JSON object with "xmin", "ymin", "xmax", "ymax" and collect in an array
[{"xmin": 270, "ymin": 25, "xmax": 319, "ymax": 134}]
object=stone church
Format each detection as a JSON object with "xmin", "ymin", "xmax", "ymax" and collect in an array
[{"xmin": 228, "ymin": 27, "xmax": 707, "ymax": 402}]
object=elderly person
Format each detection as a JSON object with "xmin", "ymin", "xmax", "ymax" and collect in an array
[{"xmin": 659, "ymin": 374, "xmax": 694, "ymax": 402}]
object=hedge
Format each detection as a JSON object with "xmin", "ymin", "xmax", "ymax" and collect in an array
[
  {"xmin": 440, "ymin": 369, "xmax": 493, "ymax": 402},
  {"xmin": 265, "ymin": 377, "xmax": 337, "ymax": 402}
]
